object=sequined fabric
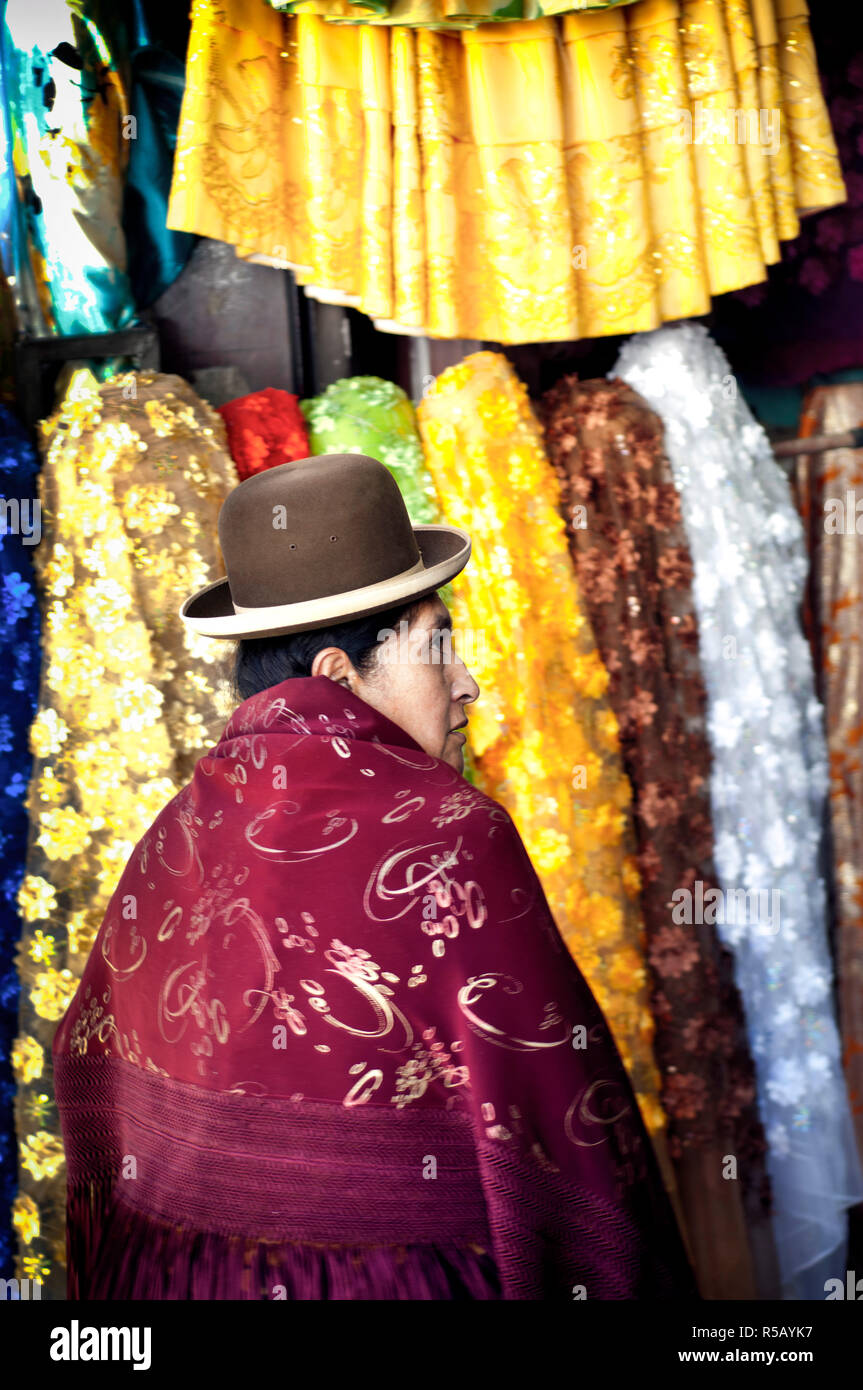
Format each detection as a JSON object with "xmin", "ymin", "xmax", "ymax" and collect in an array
[
  {"xmin": 416, "ymin": 352, "xmax": 678, "ymax": 1211},
  {"xmin": 615, "ymin": 322, "xmax": 863, "ymax": 1300},
  {"xmin": 302, "ymin": 375, "xmax": 441, "ymax": 524},
  {"xmin": 166, "ymin": 0, "xmax": 845, "ymax": 344},
  {"xmin": 13, "ymin": 370, "xmax": 238, "ymax": 1295},
  {"xmin": 218, "ymin": 388, "xmax": 310, "ymax": 480},
  {"xmin": 794, "ymin": 384, "xmax": 863, "ymax": 1167},
  {"xmin": 541, "ymin": 375, "xmax": 773, "ymax": 1298},
  {"xmin": 0, "ymin": 407, "xmax": 41, "ymax": 1276}
]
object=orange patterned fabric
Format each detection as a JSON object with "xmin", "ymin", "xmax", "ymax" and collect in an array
[{"xmin": 795, "ymin": 384, "xmax": 863, "ymax": 1163}]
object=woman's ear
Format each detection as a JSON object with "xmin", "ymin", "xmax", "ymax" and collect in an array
[{"xmin": 311, "ymin": 646, "xmax": 352, "ymax": 687}]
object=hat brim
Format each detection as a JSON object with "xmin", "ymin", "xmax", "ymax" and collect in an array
[{"xmin": 179, "ymin": 525, "xmax": 471, "ymax": 639}]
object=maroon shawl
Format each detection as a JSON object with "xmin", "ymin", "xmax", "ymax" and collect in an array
[{"xmin": 53, "ymin": 676, "xmax": 696, "ymax": 1300}]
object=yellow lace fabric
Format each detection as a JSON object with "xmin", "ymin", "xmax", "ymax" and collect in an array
[
  {"xmin": 168, "ymin": 0, "xmax": 844, "ymax": 344},
  {"xmin": 13, "ymin": 370, "xmax": 237, "ymax": 1294},
  {"xmin": 416, "ymin": 352, "xmax": 672, "ymax": 1174}
]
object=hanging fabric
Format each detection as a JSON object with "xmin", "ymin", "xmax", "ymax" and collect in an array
[
  {"xmin": 267, "ymin": 0, "xmax": 640, "ymax": 25},
  {"xmin": 614, "ymin": 321, "xmax": 863, "ymax": 1300},
  {"xmin": 123, "ymin": 0, "xmax": 197, "ymax": 307},
  {"xmin": 541, "ymin": 373, "xmax": 776, "ymax": 1298},
  {"xmin": 415, "ymin": 350, "xmax": 684, "ymax": 1228},
  {"xmin": 218, "ymin": 387, "xmax": 310, "ymax": 480},
  {"xmin": 0, "ymin": 0, "xmax": 136, "ymax": 335},
  {"xmin": 167, "ymin": 0, "xmax": 845, "ymax": 344},
  {"xmin": 794, "ymin": 383, "xmax": 863, "ymax": 1167},
  {"xmin": 0, "ymin": 406, "xmax": 41, "ymax": 1276},
  {"xmin": 13, "ymin": 369, "xmax": 238, "ymax": 1297}
]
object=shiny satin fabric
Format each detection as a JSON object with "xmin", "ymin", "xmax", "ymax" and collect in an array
[
  {"xmin": 52, "ymin": 675, "xmax": 697, "ymax": 1299},
  {"xmin": 795, "ymin": 384, "xmax": 863, "ymax": 1169},
  {"xmin": 13, "ymin": 370, "xmax": 237, "ymax": 1296},
  {"xmin": 124, "ymin": 0, "xmax": 197, "ymax": 308},
  {"xmin": 167, "ymin": 0, "xmax": 845, "ymax": 344},
  {"xmin": 415, "ymin": 351, "xmax": 682, "ymax": 1226},
  {"xmin": 0, "ymin": 0, "xmax": 136, "ymax": 335}
]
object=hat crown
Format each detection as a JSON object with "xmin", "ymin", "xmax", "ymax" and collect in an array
[{"xmin": 219, "ymin": 454, "xmax": 420, "ymax": 610}]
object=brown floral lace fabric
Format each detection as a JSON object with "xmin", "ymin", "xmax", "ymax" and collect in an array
[{"xmin": 541, "ymin": 376, "xmax": 774, "ymax": 1297}]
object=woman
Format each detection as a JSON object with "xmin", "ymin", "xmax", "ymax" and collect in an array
[{"xmin": 52, "ymin": 452, "xmax": 696, "ymax": 1300}]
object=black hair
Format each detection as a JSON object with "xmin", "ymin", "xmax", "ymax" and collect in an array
[{"xmin": 232, "ymin": 596, "xmax": 428, "ymax": 701}]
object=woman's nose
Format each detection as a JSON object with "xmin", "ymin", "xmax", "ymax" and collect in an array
[{"xmin": 456, "ymin": 658, "xmax": 480, "ymax": 704}]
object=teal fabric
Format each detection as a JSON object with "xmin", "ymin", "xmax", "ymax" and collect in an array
[
  {"xmin": 0, "ymin": 0, "xmax": 135, "ymax": 334},
  {"xmin": 123, "ymin": 0, "xmax": 195, "ymax": 307}
]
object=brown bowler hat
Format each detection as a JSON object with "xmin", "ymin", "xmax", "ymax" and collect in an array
[{"xmin": 180, "ymin": 453, "xmax": 471, "ymax": 639}]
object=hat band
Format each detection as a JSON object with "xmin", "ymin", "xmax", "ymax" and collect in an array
[{"xmin": 230, "ymin": 555, "xmax": 427, "ymax": 622}]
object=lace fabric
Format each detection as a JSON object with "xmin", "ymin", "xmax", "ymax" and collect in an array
[
  {"xmin": 416, "ymin": 352, "xmax": 678, "ymax": 1207},
  {"xmin": 614, "ymin": 321, "xmax": 863, "ymax": 1299},
  {"xmin": 302, "ymin": 375, "xmax": 442, "ymax": 525},
  {"xmin": 541, "ymin": 375, "xmax": 773, "ymax": 1297}
]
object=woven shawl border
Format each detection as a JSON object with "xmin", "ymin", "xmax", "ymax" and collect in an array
[{"xmin": 54, "ymin": 1053, "xmax": 491, "ymax": 1244}]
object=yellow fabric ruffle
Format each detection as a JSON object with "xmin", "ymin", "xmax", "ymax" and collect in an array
[
  {"xmin": 416, "ymin": 351, "xmax": 670, "ymax": 1163},
  {"xmin": 168, "ymin": 0, "xmax": 845, "ymax": 344},
  {"xmin": 271, "ymin": 0, "xmax": 639, "ymax": 26}
]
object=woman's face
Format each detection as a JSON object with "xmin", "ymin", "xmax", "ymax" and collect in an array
[{"xmin": 312, "ymin": 595, "xmax": 480, "ymax": 773}]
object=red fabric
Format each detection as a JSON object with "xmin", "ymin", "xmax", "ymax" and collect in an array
[
  {"xmin": 52, "ymin": 676, "xmax": 697, "ymax": 1300},
  {"xmin": 217, "ymin": 388, "xmax": 310, "ymax": 480}
]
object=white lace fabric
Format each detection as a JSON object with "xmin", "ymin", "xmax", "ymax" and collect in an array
[{"xmin": 614, "ymin": 322, "xmax": 863, "ymax": 1300}]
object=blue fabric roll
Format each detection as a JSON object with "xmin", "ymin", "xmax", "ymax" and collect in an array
[{"xmin": 0, "ymin": 405, "xmax": 41, "ymax": 1277}]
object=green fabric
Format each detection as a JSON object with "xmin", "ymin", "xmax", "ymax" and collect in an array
[
  {"xmin": 269, "ymin": 0, "xmax": 634, "ymax": 26},
  {"xmin": 302, "ymin": 376, "xmax": 443, "ymax": 527},
  {"xmin": 302, "ymin": 374, "xmax": 474, "ymax": 784}
]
